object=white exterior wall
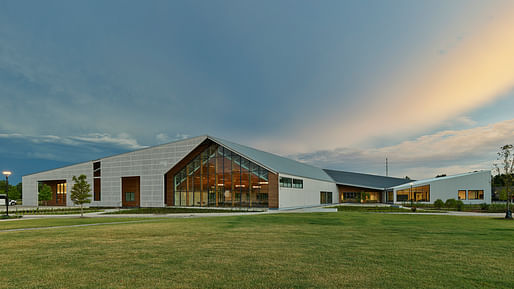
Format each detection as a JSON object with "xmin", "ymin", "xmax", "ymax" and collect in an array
[
  {"xmin": 22, "ymin": 162, "xmax": 92, "ymax": 206},
  {"xmin": 393, "ymin": 171, "xmax": 491, "ymax": 204},
  {"xmin": 278, "ymin": 173, "xmax": 338, "ymax": 209},
  {"xmin": 22, "ymin": 136, "xmax": 205, "ymax": 207}
]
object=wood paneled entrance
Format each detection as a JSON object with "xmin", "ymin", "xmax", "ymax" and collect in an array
[
  {"xmin": 39, "ymin": 180, "xmax": 67, "ymax": 206},
  {"xmin": 122, "ymin": 176, "xmax": 140, "ymax": 207}
]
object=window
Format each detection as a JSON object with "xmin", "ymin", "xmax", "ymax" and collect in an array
[
  {"xmin": 56, "ymin": 182, "xmax": 67, "ymax": 204},
  {"xmin": 468, "ymin": 190, "xmax": 484, "ymax": 200},
  {"xmin": 125, "ymin": 192, "xmax": 135, "ymax": 202},
  {"xmin": 343, "ymin": 192, "xmax": 359, "ymax": 200},
  {"xmin": 279, "ymin": 177, "xmax": 292, "ymax": 188},
  {"xmin": 93, "ymin": 161, "xmax": 101, "ymax": 177},
  {"xmin": 387, "ymin": 191, "xmax": 394, "ymax": 202},
  {"xmin": 172, "ymin": 143, "xmax": 270, "ymax": 208},
  {"xmin": 396, "ymin": 185, "xmax": 430, "ymax": 202},
  {"xmin": 320, "ymin": 192, "xmax": 332, "ymax": 204},
  {"xmin": 458, "ymin": 190, "xmax": 466, "ymax": 200},
  {"xmin": 93, "ymin": 161, "xmax": 101, "ymax": 201},
  {"xmin": 293, "ymin": 179, "xmax": 303, "ymax": 189}
]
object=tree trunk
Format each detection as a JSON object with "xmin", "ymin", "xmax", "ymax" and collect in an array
[{"xmin": 80, "ymin": 204, "xmax": 83, "ymax": 217}]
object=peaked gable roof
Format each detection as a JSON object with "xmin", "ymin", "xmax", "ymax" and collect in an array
[
  {"xmin": 208, "ymin": 136, "xmax": 334, "ymax": 182},
  {"xmin": 323, "ymin": 169, "xmax": 412, "ymax": 190}
]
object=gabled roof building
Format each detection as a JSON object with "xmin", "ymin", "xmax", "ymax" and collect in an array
[{"xmin": 22, "ymin": 135, "xmax": 491, "ymax": 209}]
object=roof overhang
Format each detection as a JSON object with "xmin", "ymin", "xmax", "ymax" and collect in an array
[{"xmin": 334, "ymin": 182, "xmax": 388, "ymax": 191}]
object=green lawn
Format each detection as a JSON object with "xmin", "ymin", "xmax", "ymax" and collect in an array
[
  {"xmin": 0, "ymin": 217, "xmax": 158, "ymax": 231},
  {"xmin": 1, "ymin": 212, "xmax": 513, "ymax": 288}
]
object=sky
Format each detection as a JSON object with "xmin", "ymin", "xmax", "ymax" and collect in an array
[{"xmin": 1, "ymin": 0, "xmax": 514, "ymax": 184}]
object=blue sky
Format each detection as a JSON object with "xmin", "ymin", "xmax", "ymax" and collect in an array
[{"xmin": 1, "ymin": 0, "xmax": 514, "ymax": 184}]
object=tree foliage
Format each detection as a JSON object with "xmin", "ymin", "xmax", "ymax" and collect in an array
[
  {"xmin": 70, "ymin": 175, "xmax": 92, "ymax": 217},
  {"xmin": 38, "ymin": 183, "xmax": 52, "ymax": 204},
  {"xmin": 494, "ymin": 144, "xmax": 514, "ymax": 218},
  {"xmin": 0, "ymin": 180, "xmax": 22, "ymax": 200}
]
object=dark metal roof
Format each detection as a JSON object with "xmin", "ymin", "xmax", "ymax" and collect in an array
[{"xmin": 323, "ymin": 169, "xmax": 413, "ymax": 190}]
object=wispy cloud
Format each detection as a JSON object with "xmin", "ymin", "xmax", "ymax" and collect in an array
[
  {"xmin": 0, "ymin": 132, "xmax": 145, "ymax": 150},
  {"xmin": 155, "ymin": 133, "xmax": 190, "ymax": 144},
  {"xmin": 293, "ymin": 118, "xmax": 514, "ymax": 179}
]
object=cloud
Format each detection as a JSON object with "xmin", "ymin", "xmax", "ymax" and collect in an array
[
  {"xmin": 71, "ymin": 133, "xmax": 146, "ymax": 150},
  {"xmin": 155, "ymin": 133, "xmax": 190, "ymax": 144},
  {"xmin": 155, "ymin": 133, "xmax": 171, "ymax": 144},
  {"xmin": 0, "ymin": 132, "xmax": 146, "ymax": 150},
  {"xmin": 452, "ymin": 116, "xmax": 477, "ymax": 127},
  {"xmin": 292, "ymin": 118, "xmax": 514, "ymax": 179}
]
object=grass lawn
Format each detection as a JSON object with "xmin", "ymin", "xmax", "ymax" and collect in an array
[
  {"xmin": 0, "ymin": 217, "xmax": 158, "ymax": 231},
  {"xmin": 1, "ymin": 212, "xmax": 513, "ymax": 288}
]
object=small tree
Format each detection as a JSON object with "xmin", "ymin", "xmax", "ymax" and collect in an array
[
  {"xmin": 494, "ymin": 144, "xmax": 514, "ymax": 219},
  {"xmin": 38, "ymin": 183, "xmax": 52, "ymax": 206},
  {"xmin": 70, "ymin": 175, "xmax": 92, "ymax": 217}
]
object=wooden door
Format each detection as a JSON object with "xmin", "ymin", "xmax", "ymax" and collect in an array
[{"xmin": 122, "ymin": 176, "xmax": 140, "ymax": 207}]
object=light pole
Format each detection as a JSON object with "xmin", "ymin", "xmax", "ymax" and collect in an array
[{"xmin": 2, "ymin": 171, "xmax": 12, "ymax": 217}]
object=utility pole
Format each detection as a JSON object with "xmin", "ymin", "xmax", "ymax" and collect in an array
[{"xmin": 385, "ymin": 158, "xmax": 388, "ymax": 177}]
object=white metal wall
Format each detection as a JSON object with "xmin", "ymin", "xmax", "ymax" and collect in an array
[
  {"xmin": 278, "ymin": 173, "xmax": 339, "ymax": 209},
  {"xmin": 22, "ymin": 162, "xmax": 92, "ymax": 206},
  {"xmin": 393, "ymin": 171, "xmax": 491, "ymax": 204},
  {"xmin": 22, "ymin": 136, "xmax": 206, "ymax": 207}
]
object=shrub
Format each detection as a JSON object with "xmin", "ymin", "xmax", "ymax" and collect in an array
[
  {"xmin": 480, "ymin": 203, "xmax": 490, "ymax": 211},
  {"xmin": 445, "ymin": 198, "xmax": 457, "ymax": 208},
  {"xmin": 456, "ymin": 200, "xmax": 464, "ymax": 211},
  {"xmin": 434, "ymin": 199, "xmax": 444, "ymax": 209}
]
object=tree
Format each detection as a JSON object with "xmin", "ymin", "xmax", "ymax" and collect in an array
[
  {"xmin": 494, "ymin": 144, "xmax": 514, "ymax": 219},
  {"xmin": 70, "ymin": 175, "xmax": 92, "ymax": 217},
  {"xmin": 0, "ymin": 181, "xmax": 22, "ymax": 200},
  {"xmin": 7, "ymin": 186, "xmax": 20, "ymax": 200},
  {"xmin": 38, "ymin": 183, "xmax": 52, "ymax": 205},
  {"xmin": 16, "ymin": 183, "xmax": 22, "ymax": 200}
]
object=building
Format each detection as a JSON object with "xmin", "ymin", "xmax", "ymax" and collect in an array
[{"xmin": 22, "ymin": 135, "xmax": 492, "ymax": 209}]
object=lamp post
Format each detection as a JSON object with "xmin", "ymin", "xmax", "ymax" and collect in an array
[{"xmin": 2, "ymin": 171, "xmax": 12, "ymax": 217}]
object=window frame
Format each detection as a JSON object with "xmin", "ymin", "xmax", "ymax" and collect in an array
[
  {"xmin": 279, "ymin": 177, "xmax": 292, "ymax": 188},
  {"xmin": 292, "ymin": 179, "xmax": 303, "ymax": 189},
  {"xmin": 468, "ymin": 190, "xmax": 484, "ymax": 200}
]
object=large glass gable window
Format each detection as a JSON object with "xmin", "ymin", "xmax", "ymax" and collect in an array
[{"xmin": 173, "ymin": 144, "xmax": 270, "ymax": 208}]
